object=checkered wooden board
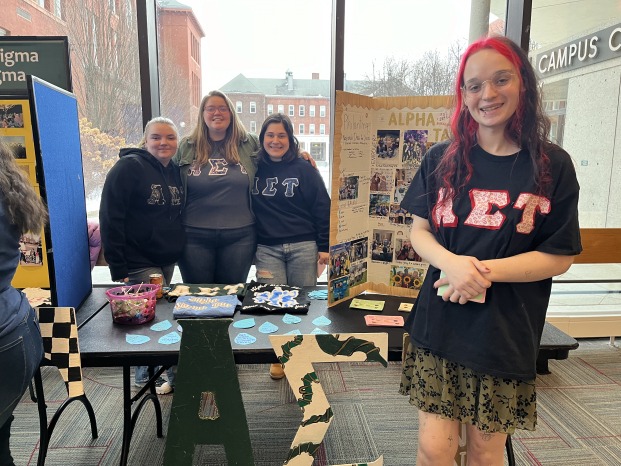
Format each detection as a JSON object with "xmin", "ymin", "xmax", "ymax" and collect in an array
[{"xmin": 36, "ymin": 307, "xmax": 85, "ymax": 398}]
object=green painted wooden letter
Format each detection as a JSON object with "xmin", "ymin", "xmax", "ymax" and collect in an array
[{"xmin": 164, "ymin": 318, "xmax": 254, "ymax": 465}]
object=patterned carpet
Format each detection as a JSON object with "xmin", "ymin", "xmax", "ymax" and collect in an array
[{"xmin": 10, "ymin": 338, "xmax": 621, "ymax": 465}]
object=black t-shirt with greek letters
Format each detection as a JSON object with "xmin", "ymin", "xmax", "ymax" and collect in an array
[{"xmin": 400, "ymin": 141, "xmax": 581, "ymax": 380}]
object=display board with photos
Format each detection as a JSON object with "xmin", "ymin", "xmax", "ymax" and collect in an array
[
  {"xmin": 329, "ymin": 91, "xmax": 452, "ymax": 306},
  {"xmin": 1, "ymin": 98, "xmax": 50, "ymax": 288}
]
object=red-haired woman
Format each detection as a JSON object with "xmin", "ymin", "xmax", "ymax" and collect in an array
[{"xmin": 400, "ymin": 36, "xmax": 582, "ymax": 465}]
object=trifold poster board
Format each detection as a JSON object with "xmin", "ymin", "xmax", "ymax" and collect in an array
[
  {"xmin": 328, "ymin": 91, "xmax": 452, "ymax": 306},
  {"xmin": 2, "ymin": 97, "xmax": 49, "ymax": 288},
  {"xmin": 22, "ymin": 76, "xmax": 91, "ymax": 309}
]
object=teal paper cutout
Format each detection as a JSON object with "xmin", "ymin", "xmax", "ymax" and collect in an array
[
  {"xmin": 234, "ymin": 333, "xmax": 257, "ymax": 345},
  {"xmin": 284, "ymin": 329, "xmax": 302, "ymax": 335},
  {"xmin": 233, "ymin": 318, "xmax": 256, "ymax": 329},
  {"xmin": 282, "ymin": 313, "xmax": 302, "ymax": 324},
  {"xmin": 310, "ymin": 327, "xmax": 329, "ymax": 335},
  {"xmin": 158, "ymin": 331, "xmax": 181, "ymax": 345},
  {"xmin": 312, "ymin": 315, "xmax": 332, "ymax": 326},
  {"xmin": 259, "ymin": 321, "xmax": 279, "ymax": 334},
  {"xmin": 151, "ymin": 320, "xmax": 172, "ymax": 332},
  {"xmin": 126, "ymin": 334, "xmax": 150, "ymax": 345}
]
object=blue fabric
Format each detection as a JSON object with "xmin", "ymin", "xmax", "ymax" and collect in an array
[
  {"xmin": 0, "ymin": 196, "xmax": 29, "ymax": 340},
  {"xmin": 134, "ymin": 365, "xmax": 176, "ymax": 387},
  {"xmin": 172, "ymin": 295, "xmax": 239, "ymax": 319},
  {"xmin": 255, "ymin": 241, "xmax": 318, "ymax": 287},
  {"xmin": 0, "ymin": 307, "xmax": 43, "ymax": 429}
]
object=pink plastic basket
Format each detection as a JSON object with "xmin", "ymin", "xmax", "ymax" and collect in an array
[{"xmin": 106, "ymin": 283, "xmax": 160, "ymax": 325}]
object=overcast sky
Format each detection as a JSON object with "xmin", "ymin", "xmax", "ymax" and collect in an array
[{"xmin": 179, "ymin": 0, "xmax": 473, "ymax": 91}]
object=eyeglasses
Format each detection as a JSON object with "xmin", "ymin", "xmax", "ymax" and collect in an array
[
  {"xmin": 462, "ymin": 72, "xmax": 516, "ymax": 96},
  {"xmin": 204, "ymin": 106, "xmax": 230, "ymax": 114}
]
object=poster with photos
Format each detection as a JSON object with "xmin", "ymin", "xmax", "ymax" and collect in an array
[
  {"xmin": 0, "ymin": 99, "xmax": 36, "ymax": 164},
  {"xmin": 11, "ymin": 185, "xmax": 50, "ymax": 288},
  {"xmin": 329, "ymin": 91, "xmax": 451, "ymax": 305}
]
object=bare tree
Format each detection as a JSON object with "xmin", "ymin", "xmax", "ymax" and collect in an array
[
  {"xmin": 63, "ymin": 1, "xmax": 142, "ymax": 141},
  {"xmin": 361, "ymin": 41, "xmax": 465, "ymax": 97}
]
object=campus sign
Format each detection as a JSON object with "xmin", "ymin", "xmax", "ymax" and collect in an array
[
  {"xmin": 0, "ymin": 37, "xmax": 71, "ymax": 94},
  {"xmin": 535, "ymin": 23, "xmax": 621, "ymax": 77}
]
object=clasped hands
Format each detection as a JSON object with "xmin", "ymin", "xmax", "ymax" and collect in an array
[{"xmin": 434, "ymin": 256, "xmax": 491, "ymax": 305}]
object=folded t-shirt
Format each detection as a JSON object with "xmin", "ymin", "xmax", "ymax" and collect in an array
[
  {"xmin": 166, "ymin": 283, "xmax": 247, "ymax": 302},
  {"xmin": 240, "ymin": 283, "xmax": 310, "ymax": 314},
  {"xmin": 172, "ymin": 295, "xmax": 239, "ymax": 319}
]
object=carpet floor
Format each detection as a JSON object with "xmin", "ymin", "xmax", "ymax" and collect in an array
[{"xmin": 10, "ymin": 338, "xmax": 621, "ymax": 465}]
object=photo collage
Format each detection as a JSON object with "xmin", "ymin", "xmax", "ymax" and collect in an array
[
  {"xmin": 0, "ymin": 100, "xmax": 44, "ymax": 269},
  {"xmin": 330, "ymin": 109, "xmax": 450, "ymax": 302}
]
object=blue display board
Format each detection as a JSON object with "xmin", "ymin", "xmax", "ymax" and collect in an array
[{"xmin": 28, "ymin": 76, "xmax": 91, "ymax": 308}]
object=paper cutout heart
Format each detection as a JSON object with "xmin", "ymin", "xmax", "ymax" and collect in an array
[
  {"xmin": 284, "ymin": 329, "xmax": 302, "ymax": 335},
  {"xmin": 310, "ymin": 327, "xmax": 329, "ymax": 335},
  {"xmin": 282, "ymin": 313, "xmax": 302, "ymax": 324},
  {"xmin": 259, "ymin": 321, "xmax": 279, "ymax": 334},
  {"xmin": 234, "ymin": 333, "xmax": 257, "ymax": 345},
  {"xmin": 150, "ymin": 320, "xmax": 172, "ymax": 332},
  {"xmin": 126, "ymin": 334, "xmax": 150, "ymax": 345},
  {"xmin": 233, "ymin": 318, "xmax": 256, "ymax": 329},
  {"xmin": 158, "ymin": 331, "xmax": 181, "ymax": 345},
  {"xmin": 312, "ymin": 315, "xmax": 332, "ymax": 326}
]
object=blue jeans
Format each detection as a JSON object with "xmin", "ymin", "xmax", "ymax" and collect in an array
[
  {"xmin": 127, "ymin": 266, "xmax": 176, "ymax": 386},
  {"xmin": 135, "ymin": 365, "xmax": 176, "ymax": 387},
  {"xmin": 178, "ymin": 225, "xmax": 256, "ymax": 284},
  {"xmin": 0, "ymin": 307, "xmax": 43, "ymax": 464},
  {"xmin": 254, "ymin": 241, "xmax": 318, "ymax": 287}
]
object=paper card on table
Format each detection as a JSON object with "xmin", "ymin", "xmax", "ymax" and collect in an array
[
  {"xmin": 158, "ymin": 331, "xmax": 181, "ymax": 345},
  {"xmin": 259, "ymin": 321, "xmax": 279, "ymax": 334},
  {"xmin": 312, "ymin": 315, "xmax": 332, "ymax": 326},
  {"xmin": 350, "ymin": 298, "xmax": 385, "ymax": 311},
  {"xmin": 398, "ymin": 302, "xmax": 414, "ymax": 312},
  {"xmin": 308, "ymin": 289, "xmax": 328, "ymax": 300},
  {"xmin": 437, "ymin": 271, "xmax": 486, "ymax": 303},
  {"xmin": 284, "ymin": 329, "xmax": 302, "ymax": 335},
  {"xmin": 233, "ymin": 318, "xmax": 256, "ymax": 329},
  {"xmin": 310, "ymin": 327, "xmax": 329, "ymax": 335},
  {"xmin": 282, "ymin": 313, "xmax": 302, "ymax": 324},
  {"xmin": 150, "ymin": 320, "xmax": 172, "ymax": 332},
  {"xmin": 234, "ymin": 332, "xmax": 257, "ymax": 345},
  {"xmin": 126, "ymin": 334, "xmax": 150, "ymax": 345},
  {"xmin": 364, "ymin": 315, "xmax": 404, "ymax": 327}
]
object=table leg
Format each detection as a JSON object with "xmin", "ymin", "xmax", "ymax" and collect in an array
[{"xmin": 120, "ymin": 366, "xmax": 131, "ymax": 466}]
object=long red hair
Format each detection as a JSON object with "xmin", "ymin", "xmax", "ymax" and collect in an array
[{"xmin": 434, "ymin": 36, "xmax": 551, "ymax": 202}]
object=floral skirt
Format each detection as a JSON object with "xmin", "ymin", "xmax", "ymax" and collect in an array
[{"xmin": 399, "ymin": 343, "xmax": 537, "ymax": 434}]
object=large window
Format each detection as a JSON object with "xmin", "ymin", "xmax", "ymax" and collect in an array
[{"xmin": 528, "ymin": 6, "xmax": 620, "ymax": 229}]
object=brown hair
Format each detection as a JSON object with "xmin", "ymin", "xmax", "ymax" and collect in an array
[
  {"xmin": 189, "ymin": 90, "xmax": 249, "ymax": 166},
  {"xmin": 0, "ymin": 139, "xmax": 48, "ymax": 233}
]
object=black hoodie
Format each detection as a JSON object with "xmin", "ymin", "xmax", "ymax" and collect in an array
[{"xmin": 99, "ymin": 148, "xmax": 185, "ymax": 281}]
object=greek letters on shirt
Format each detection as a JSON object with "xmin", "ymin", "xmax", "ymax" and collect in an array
[
  {"xmin": 147, "ymin": 184, "xmax": 183, "ymax": 206},
  {"xmin": 432, "ymin": 188, "xmax": 551, "ymax": 234},
  {"xmin": 187, "ymin": 159, "xmax": 248, "ymax": 176},
  {"xmin": 252, "ymin": 177, "xmax": 300, "ymax": 197}
]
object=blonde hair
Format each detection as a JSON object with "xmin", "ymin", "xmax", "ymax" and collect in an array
[
  {"xmin": 189, "ymin": 90, "xmax": 248, "ymax": 166},
  {"xmin": 0, "ymin": 139, "xmax": 48, "ymax": 233},
  {"xmin": 138, "ymin": 116, "xmax": 179, "ymax": 148}
]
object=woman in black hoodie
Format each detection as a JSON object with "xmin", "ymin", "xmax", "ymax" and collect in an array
[
  {"xmin": 99, "ymin": 117, "xmax": 184, "ymax": 394},
  {"xmin": 100, "ymin": 117, "xmax": 184, "ymax": 285}
]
